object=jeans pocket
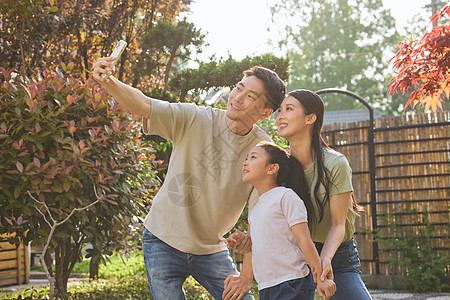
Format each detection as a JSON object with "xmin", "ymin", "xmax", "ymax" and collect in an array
[
  {"xmin": 281, "ymin": 280, "xmax": 305, "ymax": 295},
  {"xmin": 142, "ymin": 228, "xmax": 159, "ymax": 244},
  {"xmin": 332, "ymin": 241, "xmax": 361, "ymax": 274},
  {"xmin": 282, "ymin": 278, "xmax": 309, "ymax": 295}
]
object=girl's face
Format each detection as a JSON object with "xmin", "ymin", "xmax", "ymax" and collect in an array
[
  {"xmin": 242, "ymin": 146, "xmax": 270, "ymax": 185},
  {"xmin": 276, "ymin": 95, "xmax": 311, "ymax": 139}
]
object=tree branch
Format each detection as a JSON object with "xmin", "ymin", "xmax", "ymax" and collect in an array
[{"xmin": 26, "ymin": 187, "xmax": 104, "ymax": 300}]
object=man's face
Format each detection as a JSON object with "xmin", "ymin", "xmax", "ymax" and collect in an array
[{"xmin": 226, "ymin": 76, "xmax": 272, "ymax": 126}]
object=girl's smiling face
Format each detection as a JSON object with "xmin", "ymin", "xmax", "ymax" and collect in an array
[{"xmin": 242, "ymin": 146, "xmax": 270, "ymax": 185}]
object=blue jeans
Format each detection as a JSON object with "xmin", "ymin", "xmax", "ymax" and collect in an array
[
  {"xmin": 259, "ymin": 272, "xmax": 315, "ymax": 300},
  {"xmin": 315, "ymin": 238, "xmax": 372, "ymax": 300},
  {"xmin": 142, "ymin": 228, "xmax": 254, "ymax": 300}
]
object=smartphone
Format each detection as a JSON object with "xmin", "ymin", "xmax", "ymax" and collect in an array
[{"xmin": 102, "ymin": 40, "xmax": 127, "ymax": 79}]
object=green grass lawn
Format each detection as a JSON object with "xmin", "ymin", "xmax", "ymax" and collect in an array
[{"xmin": 2, "ymin": 251, "xmax": 324, "ymax": 299}]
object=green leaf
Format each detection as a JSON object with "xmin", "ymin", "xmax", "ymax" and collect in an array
[
  {"xmin": 48, "ymin": 6, "xmax": 58, "ymax": 13},
  {"xmin": 51, "ymin": 184, "xmax": 63, "ymax": 193},
  {"xmin": 13, "ymin": 186, "xmax": 21, "ymax": 199}
]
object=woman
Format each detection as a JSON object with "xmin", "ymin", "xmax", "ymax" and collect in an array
[{"xmin": 275, "ymin": 89, "xmax": 372, "ymax": 299}]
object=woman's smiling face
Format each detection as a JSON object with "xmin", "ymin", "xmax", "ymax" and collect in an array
[{"xmin": 276, "ymin": 95, "xmax": 310, "ymax": 139}]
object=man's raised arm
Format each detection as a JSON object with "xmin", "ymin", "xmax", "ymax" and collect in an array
[{"xmin": 92, "ymin": 57, "xmax": 151, "ymax": 117}]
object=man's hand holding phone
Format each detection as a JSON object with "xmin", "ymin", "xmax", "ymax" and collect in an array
[{"xmin": 93, "ymin": 40, "xmax": 127, "ymax": 83}]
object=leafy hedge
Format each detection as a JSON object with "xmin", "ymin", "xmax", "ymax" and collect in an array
[{"xmin": 0, "ymin": 66, "xmax": 156, "ymax": 295}]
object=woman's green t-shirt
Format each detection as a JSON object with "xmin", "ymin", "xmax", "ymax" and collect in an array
[{"xmin": 304, "ymin": 148, "xmax": 355, "ymax": 243}]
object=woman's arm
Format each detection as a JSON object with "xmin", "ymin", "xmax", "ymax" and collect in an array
[
  {"xmin": 319, "ymin": 191, "xmax": 352, "ymax": 281},
  {"xmin": 93, "ymin": 57, "xmax": 151, "ymax": 117},
  {"xmin": 291, "ymin": 222, "xmax": 336, "ymax": 299}
]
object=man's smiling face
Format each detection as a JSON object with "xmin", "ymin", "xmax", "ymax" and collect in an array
[{"xmin": 226, "ymin": 75, "xmax": 271, "ymax": 127}]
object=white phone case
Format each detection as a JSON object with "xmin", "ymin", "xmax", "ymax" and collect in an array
[{"xmin": 102, "ymin": 40, "xmax": 127, "ymax": 79}]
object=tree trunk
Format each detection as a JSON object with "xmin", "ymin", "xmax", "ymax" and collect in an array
[
  {"xmin": 89, "ymin": 253, "xmax": 101, "ymax": 280},
  {"xmin": 179, "ymin": 89, "xmax": 188, "ymax": 103},
  {"xmin": 55, "ymin": 273, "xmax": 69, "ymax": 296},
  {"xmin": 164, "ymin": 48, "xmax": 178, "ymax": 88},
  {"xmin": 54, "ymin": 238, "xmax": 82, "ymax": 296}
]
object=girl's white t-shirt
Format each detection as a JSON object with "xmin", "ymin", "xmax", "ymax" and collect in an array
[{"xmin": 249, "ymin": 186, "xmax": 309, "ymax": 290}]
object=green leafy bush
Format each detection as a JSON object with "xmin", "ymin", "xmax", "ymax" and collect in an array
[{"xmin": 0, "ymin": 66, "xmax": 156, "ymax": 295}]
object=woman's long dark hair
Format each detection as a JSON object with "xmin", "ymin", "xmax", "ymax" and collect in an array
[
  {"xmin": 287, "ymin": 89, "xmax": 359, "ymax": 225},
  {"xmin": 258, "ymin": 142, "xmax": 316, "ymax": 230}
]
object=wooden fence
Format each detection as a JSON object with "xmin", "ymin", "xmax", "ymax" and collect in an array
[
  {"xmin": 322, "ymin": 111, "xmax": 449, "ymax": 275},
  {"xmin": 0, "ymin": 234, "xmax": 29, "ymax": 286}
]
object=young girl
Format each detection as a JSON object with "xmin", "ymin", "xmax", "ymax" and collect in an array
[
  {"xmin": 275, "ymin": 89, "xmax": 372, "ymax": 299},
  {"xmin": 224, "ymin": 142, "xmax": 335, "ymax": 300}
]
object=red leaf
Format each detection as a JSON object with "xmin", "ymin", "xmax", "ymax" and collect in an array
[
  {"xmin": 105, "ymin": 199, "xmax": 118, "ymax": 205},
  {"xmin": 67, "ymin": 94, "xmax": 74, "ymax": 104},
  {"xmin": 4, "ymin": 217, "xmax": 13, "ymax": 226},
  {"xmin": 16, "ymin": 161, "xmax": 24, "ymax": 173},
  {"xmin": 33, "ymin": 157, "xmax": 41, "ymax": 168},
  {"xmin": 17, "ymin": 216, "xmax": 27, "ymax": 225},
  {"xmin": 41, "ymin": 161, "xmax": 51, "ymax": 170},
  {"xmin": 80, "ymin": 147, "xmax": 91, "ymax": 154},
  {"xmin": 89, "ymin": 129, "xmax": 96, "ymax": 140},
  {"xmin": 112, "ymin": 119, "xmax": 120, "ymax": 130}
]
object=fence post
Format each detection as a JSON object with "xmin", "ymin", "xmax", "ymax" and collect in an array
[{"xmin": 316, "ymin": 88, "xmax": 379, "ymax": 274}]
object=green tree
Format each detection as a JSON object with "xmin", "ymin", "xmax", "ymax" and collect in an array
[
  {"xmin": 132, "ymin": 19, "xmax": 206, "ymax": 88},
  {"xmin": 270, "ymin": 0, "xmax": 401, "ymax": 114},
  {"xmin": 169, "ymin": 54, "xmax": 290, "ymax": 101},
  {"xmin": 0, "ymin": 0, "xmax": 57, "ymax": 76},
  {"xmin": 0, "ymin": 0, "xmax": 193, "ymax": 84}
]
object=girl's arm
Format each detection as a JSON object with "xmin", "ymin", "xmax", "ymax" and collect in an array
[
  {"xmin": 291, "ymin": 223, "xmax": 336, "ymax": 299},
  {"xmin": 319, "ymin": 191, "xmax": 352, "ymax": 281},
  {"xmin": 291, "ymin": 222, "xmax": 322, "ymax": 280},
  {"xmin": 225, "ymin": 230, "xmax": 252, "ymax": 254}
]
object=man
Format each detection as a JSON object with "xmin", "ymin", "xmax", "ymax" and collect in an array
[{"xmin": 93, "ymin": 57, "xmax": 285, "ymax": 299}]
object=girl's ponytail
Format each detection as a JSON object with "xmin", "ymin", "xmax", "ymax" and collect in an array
[
  {"xmin": 287, "ymin": 156, "xmax": 316, "ymax": 231},
  {"xmin": 258, "ymin": 142, "xmax": 317, "ymax": 230}
]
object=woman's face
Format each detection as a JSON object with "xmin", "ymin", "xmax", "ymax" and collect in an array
[{"xmin": 276, "ymin": 95, "xmax": 310, "ymax": 139}]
